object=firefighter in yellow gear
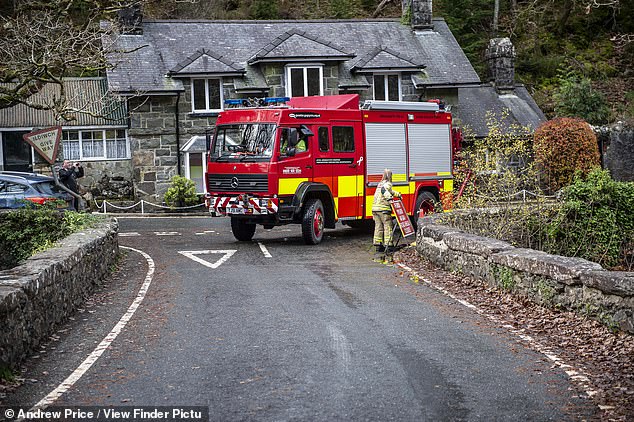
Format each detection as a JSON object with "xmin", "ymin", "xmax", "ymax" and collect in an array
[{"xmin": 372, "ymin": 169, "xmax": 401, "ymax": 253}]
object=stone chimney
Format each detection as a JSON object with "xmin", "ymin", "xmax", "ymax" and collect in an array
[
  {"xmin": 404, "ymin": 0, "xmax": 433, "ymax": 30},
  {"xmin": 117, "ymin": 4, "xmax": 143, "ymax": 35},
  {"xmin": 485, "ymin": 38, "xmax": 516, "ymax": 92}
]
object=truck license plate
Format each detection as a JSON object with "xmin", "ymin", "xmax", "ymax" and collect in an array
[{"xmin": 226, "ymin": 207, "xmax": 245, "ymax": 214}]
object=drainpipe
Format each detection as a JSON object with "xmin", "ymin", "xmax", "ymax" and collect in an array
[{"xmin": 175, "ymin": 92, "xmax": 182, "ymax": 175}]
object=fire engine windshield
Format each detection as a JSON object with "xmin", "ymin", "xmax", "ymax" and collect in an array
[{"xmin": 212, "ymin": 124, "xmax": 276, "ymax": 161}]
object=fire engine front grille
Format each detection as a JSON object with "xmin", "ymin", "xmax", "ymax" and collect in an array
[{"xmin": 207, "ymin": 174, "xmax": 269, "ymax": 192}]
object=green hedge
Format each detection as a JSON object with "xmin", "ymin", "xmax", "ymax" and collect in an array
[
  {"xmin": 0, "ymin": 209, "xmax": 100, "ymax": 271},
  {"xmin": 545, "ymin": 169, "xmax": 634, "ymax": 269}
]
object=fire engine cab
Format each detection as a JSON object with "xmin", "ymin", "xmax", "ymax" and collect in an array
[{"xmin": 205, "ymin": 94, "xmax": 455, "ymax": 245}]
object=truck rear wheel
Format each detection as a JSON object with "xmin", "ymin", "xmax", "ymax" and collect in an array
[
  {"xmin": 413, "ymin": 191, "xmax": 439, "ymax": 227},
  {"xmin": 231, "ymin": 217, "xmax": 256, "ymax": 241},
  {"xmin": 302, "ymin": 198, "xmax": 324, "ymax": 245}
]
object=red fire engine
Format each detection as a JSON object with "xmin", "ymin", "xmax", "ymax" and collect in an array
[{"xmin": 204, "ymin": 94, "xmax": 455, "ymax": 244}]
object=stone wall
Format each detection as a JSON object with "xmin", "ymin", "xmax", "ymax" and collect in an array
[
  {"xmin": 0, "ymin": 219, "xmax": 119, "ymax": 369},
  {"xmin": 416, "ymin": 215, "xmax": 634, "ymax": 333}
]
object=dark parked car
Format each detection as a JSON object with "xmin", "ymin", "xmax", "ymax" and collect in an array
[{"xmin": 0, "ymin": 171, "xmax": 74, "ymax": 210}]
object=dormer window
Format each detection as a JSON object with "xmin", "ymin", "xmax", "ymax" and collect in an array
[
  {"xmin": 285, "ymin": 65, "xmax": 323, "ymax": 97},
  {"xmin": 192, "ymin": 78, "xmax": 223, "ymax": 112},
  {"xmin": 373, "ymin": 74, "xmax": 401, "ymax": 101}
]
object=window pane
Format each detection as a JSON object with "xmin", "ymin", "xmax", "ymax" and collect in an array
[
  {"xmin": 373, "ymin": 75, "xmax": 385, "ymax": 100},
  {"xmin": 387, "ymin": 75, "xmax": 399, "ymax": 101},
  {"xmin": 333, "ymin": 126, "xmax": 354, "ymax": 152},
  {"xmin": 63, "ymin": 141, "xmax": 80, "ymax": 160},
  {"xmin": 318, "ymin": 127, "xmax": 329, "ymax": 152},
  {"xmin": 82, "ymin": 131, "xmax": 104, "ymax": 158},
  {"xmin": 207, "ymin": 79, "xmax": 221, "ymax": 110},
  {"xmin": 63, "ymin": 131, "xmax": 79, "ymax": 141},
  {"xmin": 193, "ymin": 79, "xmax": 206, "ymax": 110},
  {"xmin": 307, "ymin": 68, "xmax": 320, "ymax": 96},
  {"xmin": 290, "ymin": 68, "xmax": 304, "ymax": 97}
]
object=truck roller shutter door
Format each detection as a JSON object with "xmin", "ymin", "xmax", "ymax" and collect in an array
[
  {"xmin": 408, "ymin": 124, "xmax": 452, "ymax": 175},
  {"xmin": 365, "ymin": 123, "xmax": 407, "ymax": 183}
]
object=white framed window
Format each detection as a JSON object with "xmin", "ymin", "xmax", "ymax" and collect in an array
[
  {"xmin": 373, "ymin": 74, "xmax": 401, "ymax": 101},
  {"xmin": 192, "ymin": 78, "xmax": 223, "ymax": 112},
  {"xmin": 62, "ymin": 129, "xmax": 129, "ymax": 161},
  {"xmin": 285, "ymin": 65, "xmax": 323, "ymax": 97}
]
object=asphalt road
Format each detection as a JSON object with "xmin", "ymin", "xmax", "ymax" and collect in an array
[{"xmin": 2, "ymin": 216, "xmax": 597, "ymax": 421}]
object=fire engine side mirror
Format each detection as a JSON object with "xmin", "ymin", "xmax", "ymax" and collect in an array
[
  {"xmin": 286, "ymin": 147, "xmax": 297, "ymax": 157},
  {"xmin": 289, "ymin": 130, "xmax": 299, "ymax": 147}
]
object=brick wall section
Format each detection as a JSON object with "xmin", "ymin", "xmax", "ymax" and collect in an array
[
  {"xmin": 416, "ymin": 215, "xmax": 634, "ymax": 333},
  {"xmin": 0, "ymin": 219, "xmax": 119, "ymax": 369}
]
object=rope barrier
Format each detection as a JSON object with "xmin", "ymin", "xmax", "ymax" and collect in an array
[{"xmin": 93, "ymin": 199, "xmax": 206, "ymax": 214}]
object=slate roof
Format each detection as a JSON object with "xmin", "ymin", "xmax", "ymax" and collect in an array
[
  {"xmin": 456, "ymin": 84, "xmax": 546, "ymax": 138},
  {"xmin": 248, "ymin": 28, "xmax": 354, "ymax": 64},
  {"xmin": 170, "ymin": 49, "xmax": 245, "ymax": 75},
  {"xmin": 351, "ymin": 46, "xmax": 423, "ymax": 72},
  {"xmin": 0, "ymin": 78, "xmax": 127, "ymax": 128},
  {"xmin": 105, "ymin": 18, "xmax": 480, "ymax": 94}
]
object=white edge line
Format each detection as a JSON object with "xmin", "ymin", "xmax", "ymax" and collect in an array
[
  {"xmin": 258, "ymin": 242, "xmax": 272, "ymax": 258},
  {"xmin": 396, "ymin": 262, "xmax": 601, "ymax": 404},
  {"xmin": 27, "ymin": 246, "xmax": 155, "ymax": 413}
]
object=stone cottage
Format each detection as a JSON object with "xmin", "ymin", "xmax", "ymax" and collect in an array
[{"xmin": 0, "ymin": 0, "xmax": 545, "ymax": 202}]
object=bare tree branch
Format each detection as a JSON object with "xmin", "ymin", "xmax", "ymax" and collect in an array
[{"xmin": 0, "ymin": 0, "xmax": 141, "ymax": 120}]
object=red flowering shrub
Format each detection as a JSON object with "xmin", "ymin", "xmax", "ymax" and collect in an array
[{"xmin": 533, "ymin": 117, "xmax": 600, "ymax": 192}]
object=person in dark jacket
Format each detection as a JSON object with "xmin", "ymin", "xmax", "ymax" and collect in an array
[{"xmin": 59, "ymin": 160, "xmax": 84, "ymax": 210}]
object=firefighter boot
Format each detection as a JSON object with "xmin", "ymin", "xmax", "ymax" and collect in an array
[{"xmin": 375, "ymin": 244, "xmax": 385, "ymax": 253}]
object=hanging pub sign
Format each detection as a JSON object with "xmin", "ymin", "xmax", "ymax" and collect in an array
[
  {"xmin": 22, "ymin": 126, "xmax": 62, "ymax": 165},
  {"xmin": 390, "ymin": 198, "xmax": 416, "ymax": 238}
]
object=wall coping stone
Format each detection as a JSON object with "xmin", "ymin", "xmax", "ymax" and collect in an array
[
  {"xmin": 581, "ymin": 271, "xmax": 634, "ymax": 296},
  {"xmin": 443, "ymin": 231, "xmax": 515, "ymax": 257},
  {"xmin": 419, "ymin": 223, "xmax": 462, "ymax": 241},
  {"xmin": 490, "ymin": 248, "xmax": 604, "ymax": 284}
]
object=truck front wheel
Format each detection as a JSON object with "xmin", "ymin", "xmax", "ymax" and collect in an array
[
  {"xmin": 231, "ymin": 217, "xmax": 256, "ymax": 241},
  {"xmin": 302, "ymin": 198, "xmax": 324, "ymax": 245}
]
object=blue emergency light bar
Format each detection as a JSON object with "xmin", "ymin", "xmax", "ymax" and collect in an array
[
  {"xmin": 224, "ymin": 97, "xmax": 290, "ymax": 107},
  {"xmin": 264, "ymin": 97, "xmax": 290, "ymax": 103}
]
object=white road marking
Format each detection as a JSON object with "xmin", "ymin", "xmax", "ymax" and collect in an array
[
  {"xmin": 155, "ymin": 231, "xmax": 180, "ymax": 236},
  {"xmin": 258, "ymin": 242, "xmax": 272, "ymax": 258},
  {"xmin": 119, "ymin": 232, "xmax": 140, "ymax": 237},
  {"xmin": 195, "ymin": 230, "xmax": 217, "ymax": 235},
  {"xmin": 396, "ymin": 263, "xmax": 600, "ymax": 404},
  {"xmin": 26, "ymin": 246, "xmax": 155, "ymax": 414},
  {"xmin": 178, "ymin": 250, "xmax": 236, "ymax": 269}
]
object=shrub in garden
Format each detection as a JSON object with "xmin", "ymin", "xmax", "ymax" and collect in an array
[
  {"xmin": 164, "ymin": 175, "xmax": 199, "ymax": 208},
  {"xmin": 533, "ymin": 117, "xmax": 600, "ymax": 193},
  {"xmin": 553, "ymin": 73, "xmax": 610, "ymax": 125},
  {"xmin": 0, "ymin": 208, "xmax": 100, "ymax": 270},
  {"xmin": 545, "ymin": 169, "xmax": 634, "ymax": 269}
]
